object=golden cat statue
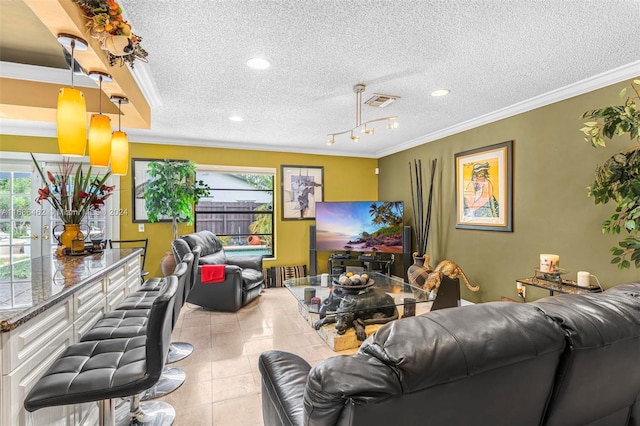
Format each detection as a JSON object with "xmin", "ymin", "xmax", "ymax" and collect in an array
[{"xmin": 418, "ymin": 259, "xmax": 480, "ymax": 298}]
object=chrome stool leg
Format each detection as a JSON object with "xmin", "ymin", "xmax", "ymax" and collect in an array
[
  {"xmin": 166, "ymin": 342, "xmax": 194, "ymax": 364},
  {"xmin": 115, "ymin": 394, "xmax": 175, "ymax": 426},
  {"xmin": 140, "ymin": 367, "xmax": 186, "ymax": 401},
  {"xmin": 99, "ymin": 399, "xmax": 116, "ymax": 426}
]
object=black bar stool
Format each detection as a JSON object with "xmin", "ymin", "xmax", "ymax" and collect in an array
[
  {"xmin": 108, "ymin": 238, "xmax": 150, "ymax": 282},
  {"xmin": 114, "ymin": 260, "xmax": 190, "ymax": 401},
  {"xmin": 137, "ymin": 242, "xmax": 201, "ymax": 364},
  {"xmin": 166, "ymin": 240, "xmax": 201, "ymax": 363},
  {"xmin": 24, "ymin": 276, "xmax": 179, "ymax": 426}
]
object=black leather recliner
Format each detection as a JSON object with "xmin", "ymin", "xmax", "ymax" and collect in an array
[
  {"xmin": 259, "ymin": 281, "xmax": 640, "ymax": 426},
  {"xmin": 179, "ymin": 230, "xmax": 264, "ymax": 312}
]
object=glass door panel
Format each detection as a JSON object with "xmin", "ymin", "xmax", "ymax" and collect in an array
[{"xmin": 0, "ymin": 170, "xmax": 51, "ymax": 290}]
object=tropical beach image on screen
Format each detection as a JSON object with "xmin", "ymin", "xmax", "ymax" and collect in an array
[{"xmin": 315, "ymin": 201, "xmax": 404, "ymax": 253}]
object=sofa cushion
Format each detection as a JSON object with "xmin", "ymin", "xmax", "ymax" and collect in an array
[
  {"xmin": 605, "ymin": 281, "xmax": 640, "ymax": 297},
  {"xmin": 242, "ymin": 268, "xmax": 264, "ymax": 291},
  {"xmin": 199, "ymin": 251, "xmax": 227, "ymax": 265},
  {"xmin": 533, "ymin": 291, "xmax": 640, "ymax": 426},
  {"xmin": 228, "ymin": 255, "xmax": 263, "ymax": 271},
  {"xmin": 259, "ymin": 350, "xmax": 309, "ymax": 426},
  {"xmin": 181, "ymin": 230, "xmax": 222, "ymax": 257},
  {"xmin": 358, "ymin": 301, "xmax": 565, "ymax": 393}
]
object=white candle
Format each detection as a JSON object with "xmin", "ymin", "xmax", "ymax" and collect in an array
[
  {"xmin": 577, "ymin": 271, "xmax": 591, "ymax": 287},
  {"xmin": 540, "ymin": 254, "xmax": 560, "ymax": 273},
  {"xmin": 321, "ymin": 273, "xmax": 329, "ymax": 287}
]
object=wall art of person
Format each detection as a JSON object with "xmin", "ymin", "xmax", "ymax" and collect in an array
[
  {"xmin": 291, "ymin": 176, "xmax": 322, "ymax": 218},
  {"xmin": 463, "ymin": 162, "xmax": 499, "ymax": 218}
]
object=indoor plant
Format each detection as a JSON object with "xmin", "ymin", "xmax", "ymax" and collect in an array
[
  {"xmin": 143, "ymin": 160, "xmax": 211, "ymax": 273},
  {"xmin": 31, "ymin": 153, "xmax": 113, "ymax": 250},
  {"xmin": 580, "ymin": 80, "xmax": 640, "ymax": 269}
]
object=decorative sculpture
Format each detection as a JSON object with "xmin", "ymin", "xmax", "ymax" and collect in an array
[
  {"xmin": 314, "ymin": 287, "xmax": 399, "ymax": 341},
  {"xmin": 414, "ymin": 258, "xmax": 480, "ymax": 301}
]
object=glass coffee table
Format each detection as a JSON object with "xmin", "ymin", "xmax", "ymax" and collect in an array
[{"xmin": 284, "ymin": 272, "xmax": 433, "ymax": 351}]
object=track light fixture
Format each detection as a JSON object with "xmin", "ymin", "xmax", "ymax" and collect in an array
[
  {"xmin": 362, "ymin": 123, "xmax": 375, "ymax": 135},
  {"xmin": 326, "ymin": 83, "xmax": 398, "ymax": 145}
]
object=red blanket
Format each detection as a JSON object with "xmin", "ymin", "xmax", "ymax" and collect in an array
[{"xmin": 201, "ymin": 264, "xmax": 226, "ymax": 283}]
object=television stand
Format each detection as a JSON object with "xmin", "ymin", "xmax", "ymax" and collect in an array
[
  {"xmin": 331, "ymin": 253, "xmax": 350, "ymax": 260},
  {"xmin": 328, "ymin": 254, "xmax": 393, "ymax": 276}
]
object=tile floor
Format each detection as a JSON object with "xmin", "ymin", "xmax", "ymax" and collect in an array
[{"xmin": 158, "ymin": 287, "xmax": 359, "ymax": 425}]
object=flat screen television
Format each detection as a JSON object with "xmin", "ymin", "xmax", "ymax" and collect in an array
[{"xmin": 315, "ymin": 201, "xmax": 404, "ymax": 253}]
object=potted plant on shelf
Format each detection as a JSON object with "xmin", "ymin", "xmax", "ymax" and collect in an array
[
  {"xmin": 580, "ymin": 79, "xmax": 640, "ymax": 269},
  {"xmin": 144, "ymin": 159, "xmax": 211, "ymax": 274},
  {"xmin": 72, "ymin": 0, "xmax": 148, "ymax": 67}
]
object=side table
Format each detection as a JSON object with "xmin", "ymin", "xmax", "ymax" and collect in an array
[{"xmin": 516, "ymin": 277, "xmax": 603, "ymax": 297}]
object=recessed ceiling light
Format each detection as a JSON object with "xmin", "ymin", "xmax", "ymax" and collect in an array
[
  {"xmin": 229, "ymin": 115, "xmax": 244, "ymax": 122},
  {"xmin": 431, "ymin": 89, "xmax": 450, "ymax": 97},
  {"xmin": 246, "ymin": 57, "xmax": 271, "ymax": 70}
]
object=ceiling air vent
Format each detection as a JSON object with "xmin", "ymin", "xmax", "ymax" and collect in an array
[{"xmin": 364, "ymin": 93, "xmax": 400, "ymax": 108}]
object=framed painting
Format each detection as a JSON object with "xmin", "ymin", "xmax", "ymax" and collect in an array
[
  {"xmin": 280, "ymin": 165, "xmax": 324, "ymax": 220},
  {"xmin": 454, "ymin": 140, "xmax": 513, "ymax": 231},
  {"xmin": 131, "ymin": 158, "xmax": 176, "ymax": 223}
]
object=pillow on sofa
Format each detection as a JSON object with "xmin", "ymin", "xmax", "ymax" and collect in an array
[{"xmin": 268, "ymin": 265, "xmax": 307, "ymax": 287}]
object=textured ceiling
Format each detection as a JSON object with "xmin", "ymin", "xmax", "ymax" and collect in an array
[{"xmin": 2, "ymin": 0, "xmax": 640, "ymax": 158}]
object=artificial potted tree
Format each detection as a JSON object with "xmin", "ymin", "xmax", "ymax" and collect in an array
[
  {"xmin": 144, "ymin": 159, "xmax": 211, "ymax": 274},
  {"xmin": 580, "ymin": 79, "xmax": 640, "ymax": 269}
]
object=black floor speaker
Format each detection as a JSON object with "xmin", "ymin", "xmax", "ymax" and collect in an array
[
  {"xmin": 402, "ymin": 225, "xmax": 412, "ymax": 282},
  {"xmin": 309, "ymin": 225, "xmax": 317, "ymax": 275}
]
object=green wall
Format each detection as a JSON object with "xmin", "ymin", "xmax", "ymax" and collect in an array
[
  {"xmin": 379, "ymin": 78, "xmax": 639, "ymax": 303},
  {"xmin": 0, "ymin": 135, "xmax": 378, "ymax": 276}
]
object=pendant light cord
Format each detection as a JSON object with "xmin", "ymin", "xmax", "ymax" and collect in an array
[
  {"xmin": 98, "ymin": 76, "xmax": 103, "ymax": 114},
  {"xmin": 118, "ymin": 99, "xmax": 122, "ymax": 130},
  {"xmin": 70, "ymin": 39, "xmax": 75, "ymax": 88}
]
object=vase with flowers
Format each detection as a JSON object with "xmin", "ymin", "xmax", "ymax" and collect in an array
[
  {"xmin": 72, "ymin": 0, "xmax": 148, "ymax": 68},
  {"xmin": 31, "ymin": 154, "xmax": 114, "ymax": 252}
]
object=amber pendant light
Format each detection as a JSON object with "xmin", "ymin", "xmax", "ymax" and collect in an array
[
  {"xmin": 56, "ymin": 34, "xmax": 88, "ymax": 157},
  {"xmin": 110, "ymin": 96, "xmax": 129, "ymax": 176},
  {"xmin": 87, "ymin": 72, "xmax": 112, "ymax": 167}
]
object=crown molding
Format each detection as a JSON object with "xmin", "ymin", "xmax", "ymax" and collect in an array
[
  {"xmin": 3, "ymin": 62, "xmax": 638, "ymax": 160},
  {"xmin": 375, "ymin": 61, "xmax": 640, "ymax": 158}
]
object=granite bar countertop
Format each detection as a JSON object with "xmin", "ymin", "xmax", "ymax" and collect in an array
[{"xmin": 0, "ymin": 249, "xmax": 141, "ymax": 332}]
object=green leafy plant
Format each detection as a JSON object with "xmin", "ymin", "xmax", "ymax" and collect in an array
[
  {"xmin": 580, "ymin": 80, "xmax": 640, "ymax": 269},
  {"xmin": 144, "ymin": 160, "xmax": 211, "ymax": 240},
  {"xmin": 249, "ymin": 203, "xmax": 273, "ymax": 249}
]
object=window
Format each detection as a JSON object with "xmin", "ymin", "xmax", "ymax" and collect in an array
[
  {"xmin": 195, "ymin": 166, "xmax": 274, "ymax": 258},
  {"xmin": 0, "ymin": 170, "xmax": 33, "ymax": 284}
]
